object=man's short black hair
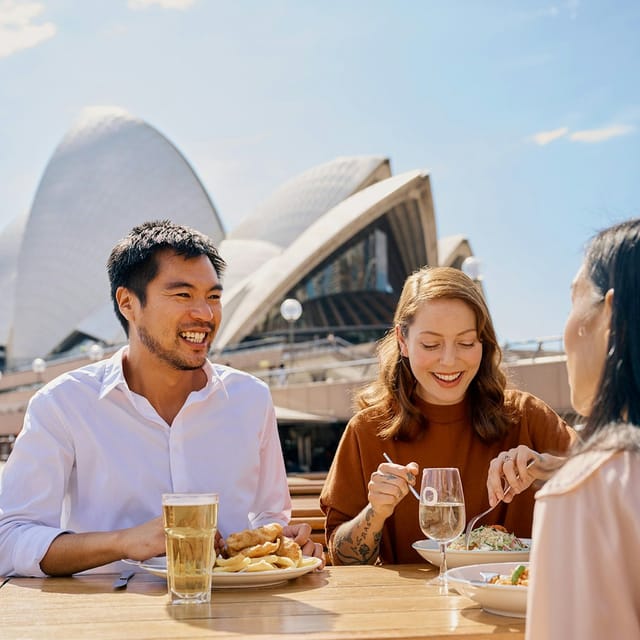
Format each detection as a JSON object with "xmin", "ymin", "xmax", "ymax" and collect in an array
[{"xmin": 107, "ymin": 220, "xmax": 226, "ymax": 335}]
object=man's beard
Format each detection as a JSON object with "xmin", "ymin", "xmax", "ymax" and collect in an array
[{"xmin": 137, "ymin": 326, "xmax": 206, "ymax": 371}]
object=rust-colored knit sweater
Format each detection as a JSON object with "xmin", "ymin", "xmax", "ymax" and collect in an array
[{"xmin": 320, "ymin": 389, "xmax": 576, "ymax": 564}]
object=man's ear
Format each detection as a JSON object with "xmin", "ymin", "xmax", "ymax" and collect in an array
[{"xmin": 115, "ymin": 286, "xmax": 135, "ymax": 322}]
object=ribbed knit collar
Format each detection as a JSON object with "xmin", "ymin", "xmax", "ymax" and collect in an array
[{"xmin": 412, "ymin": 393, "xmax": 471, "ymax": 425}]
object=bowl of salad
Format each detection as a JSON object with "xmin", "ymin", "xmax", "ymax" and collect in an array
[{"xmin": 412, "ymin": 525, "xmax": 531, "ymax": 568}]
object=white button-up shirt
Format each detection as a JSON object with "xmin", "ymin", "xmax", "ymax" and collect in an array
[{"xmin": 0, "ymin": 347, "xmax": 291, "ymax": 576}]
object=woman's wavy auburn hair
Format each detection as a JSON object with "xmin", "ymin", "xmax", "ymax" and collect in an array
[{"xmin": 357, "ymin": 266, "xmax": 512, "ymax": 442}]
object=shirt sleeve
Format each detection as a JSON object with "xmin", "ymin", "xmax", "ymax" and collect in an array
[
  {"xmin": 526, "ymin": 452, "xmax": 640, "ymax": 640},
  {"xmin": 0, "ymin": 392, "xmax": 75, "ymax": 577},
  {"xmin": 247, "ymin": 395, "xmax": 292, "ymax": 529}
]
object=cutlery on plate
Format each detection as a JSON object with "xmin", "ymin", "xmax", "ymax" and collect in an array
[
  {"xmin": 464, "ymin": 459, "xmax": 536, "ymax": 549},
  {"xmin": 382, "ymin": 453, "xmax": 420, "ymax": 501},
  {"xmin": 112, "ymin": 569, "xmax": 136, "ymax": 590},
  {"xmin": 478, "ymin": 571, "xmax": 499, "ymax": 583}
]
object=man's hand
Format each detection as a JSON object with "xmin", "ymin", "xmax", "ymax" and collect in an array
[
  {"xmin": 40, "ymin": 516, "xmax": 167, "ymax": 576},
  {"xmin": 118, "ymin": 516, "xmax": 166, "ymax": 561},
  {"xmin": 283, "ymin": 522, "xmax": 325, "ymax": 567},
  {"xmin": 213, "ymin": 530, "xmax": 224, "ymax": 556}
]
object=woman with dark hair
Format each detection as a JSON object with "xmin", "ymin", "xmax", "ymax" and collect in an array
[
  {"xmin": 320, "ymin": 266, "xmax": 576, "ymax": 565},
  {"xmin": 491, "ymin": 219, "xmax": 640, "ymax": 639}
]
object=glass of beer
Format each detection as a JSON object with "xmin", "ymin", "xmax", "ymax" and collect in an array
[{"xmin": 162, "ymin": 492, "xmax": 219, "ymax": 604}]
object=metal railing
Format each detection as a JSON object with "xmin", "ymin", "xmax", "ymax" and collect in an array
[
  {"xmin": 255, "ymin": 335, "xmax": 567, "ymax": 384},
  {"xmin": 251, "ymin": 356, "xmax": 379, "ymax": 386},
  {"xmin": 502, "ymin": 335, "xmax": 564, "ymax": 362}
]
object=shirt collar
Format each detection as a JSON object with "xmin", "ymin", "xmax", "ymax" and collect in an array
[
  {"xmin": 98, "ymin": 346, "xmax": 227, "ymax": 401},
  {"xmin": 98, "ymin": 346, "xmax": 129, "ymax": 399},
  {"xmin": 199, "ymin": 357, "xmax": 227, "ymax": 401}
]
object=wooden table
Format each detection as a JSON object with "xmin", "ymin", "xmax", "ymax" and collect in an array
[{"xmin": 0, "ymin": 564, "xmax": 524, "ymax": 639}]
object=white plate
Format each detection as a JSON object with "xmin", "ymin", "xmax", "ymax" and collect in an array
[
  {"xmin": 126, "ymin": 556, "xmax": 322, "ymax": 589},
  {"xmin": 445, "ymin": 562, "xmax": 529, "ymax": 618},
  {"xmin": 412, "ymin": 538, "xmax": 531, "ymax": 568}
]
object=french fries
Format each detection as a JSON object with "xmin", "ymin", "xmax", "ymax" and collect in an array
[
  {"xmin": 244, "ymin": 558, "xmax": 277, "ymax": 572},
  {"xmin": 213, "ymin": 553, "xmax": 317, "ymax": 573},
  {"xmin": 212, "ymin": 555, "xmax": 251, "ymax": 573}
]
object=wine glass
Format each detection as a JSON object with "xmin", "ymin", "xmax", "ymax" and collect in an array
[{"xmin": 419, "ymin": 467, "xmax": 465, "ymax": 587}]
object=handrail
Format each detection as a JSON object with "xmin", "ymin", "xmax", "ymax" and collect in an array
[
  {"xmin": 502, "ymin": 335, "xmax": 564, "ymax": 361},
  {"xmin": 254, "ymin": 338, "xmax": 568, "ymax": 385},
  {"xmin": 502, "ymin": 335, "xmax": 564, "ymax": 352},
  {"xmin": 251, "ymin": 356, "xmax": 378, "ymax": 376}
]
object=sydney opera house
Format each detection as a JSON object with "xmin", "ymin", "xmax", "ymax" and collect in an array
[
  {"xmin": 0, "ymin": 107, "xmax": 572, "ymax": 467},
  {"xmin": 0, "ymin": 106, "xmax": 474, "ymax": 367}
]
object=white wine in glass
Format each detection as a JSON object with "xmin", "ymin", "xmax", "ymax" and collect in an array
[{"xmin": 419, "ymin": 467, "xmax": 465, "ymax": 586}]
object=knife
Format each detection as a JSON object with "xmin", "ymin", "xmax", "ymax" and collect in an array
[{"xmin": 112, "ymin": 569, "xmax": 136, "ymax": 590}]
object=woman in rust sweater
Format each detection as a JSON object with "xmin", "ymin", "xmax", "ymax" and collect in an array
[{"xmin": 320, "ymin": 266, "xmax": 576, "ymax": 565}]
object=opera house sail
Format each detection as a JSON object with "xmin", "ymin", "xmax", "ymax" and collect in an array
[
  {"xmin": 214, "ymin": 158, "xmax": 440, "ymax": 349},
  {"xmin": 3, "ymin": 106, "xmax": 225, "ymax": 368}
]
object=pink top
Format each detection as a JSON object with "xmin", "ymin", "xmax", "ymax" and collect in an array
[{"xmin": 526, "ymin": 445, "xmax": 640, "ymax": 639}]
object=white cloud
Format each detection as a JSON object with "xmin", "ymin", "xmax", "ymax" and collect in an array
[
  {"xmin": 528, "ymin": 122, "xmax": 636, "ymax": 146},
  {"xmin": 128, "ymin": 0, "xmax": 196, "ymax": 9},
  {"xmin": 569, "ymin": 124, "xmax": 635, "ymax": 143},
  {"xmin": 0, "ymin": 0, "xmax": 56, "ymax": 59},
  {"xmin": 529, "ymin": 127, "xmax": 569, "ymax": 146}
]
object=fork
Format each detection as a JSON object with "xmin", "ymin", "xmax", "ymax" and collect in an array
[
  {"xmin": 464, "ymin": 459, "xmax": 535, "ymax": 549},
  {"xmin": 382, "ymin": 453, "xmax": 421, "ymax": 501}
]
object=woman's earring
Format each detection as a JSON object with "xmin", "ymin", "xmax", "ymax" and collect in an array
[{"xmin": 578, "ymin": 326, "xmax": 585, "ymax": 337}]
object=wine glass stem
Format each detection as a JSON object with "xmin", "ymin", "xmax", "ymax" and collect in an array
[{"xmin": 439, "ymin": 543, "xmax": 447, "ymax": 582}]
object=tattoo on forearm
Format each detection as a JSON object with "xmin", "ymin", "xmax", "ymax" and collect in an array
[{"xmin": 333, "ymin": 505, "xmax": 382, "ymax": 565}]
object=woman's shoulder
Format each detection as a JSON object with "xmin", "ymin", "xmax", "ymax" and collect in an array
[
  {"xmin": 536, "ymin": 449, "xmax": 631, "ymax": 498},
  {"xmin": 503, "ymin": 388, "xmax": 554, "ymax": 413},
  {"xmin": 347, "ymin": 403, "xmax": 392, "ymax": 433},
  {"xmin": 503, "ymin": 388, "xmax": 569, "ymax": 426},
  {"xmin": 539, "ymin": 424, "xmax": 640, "ymax": 496},
  {"xmin": 503, "ymin": 388, "xmax": 575, "ymax": 446}
]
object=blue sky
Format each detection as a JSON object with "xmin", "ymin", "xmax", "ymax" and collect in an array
[{"xmin": 1, "ymin": 0, "xmax": 638, "ymax": 344}]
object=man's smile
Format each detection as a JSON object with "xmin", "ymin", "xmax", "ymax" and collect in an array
[{"xmin": 180, "ymin": 331, "xmax": 208, "ymax": 344}]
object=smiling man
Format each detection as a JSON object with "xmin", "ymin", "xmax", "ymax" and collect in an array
[{"xmin": 0, "ymin": 220, "xmax": 322, "ymax": 577}]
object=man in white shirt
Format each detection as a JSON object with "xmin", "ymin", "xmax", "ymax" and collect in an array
[{"xmin": 0, "ymin": 220, "xmax": 322, "ymax": 577}]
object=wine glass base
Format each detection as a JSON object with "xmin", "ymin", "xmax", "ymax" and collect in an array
[{"xmin": 427, "ymin": 575, "xmax": 451, "ymax": 594}]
